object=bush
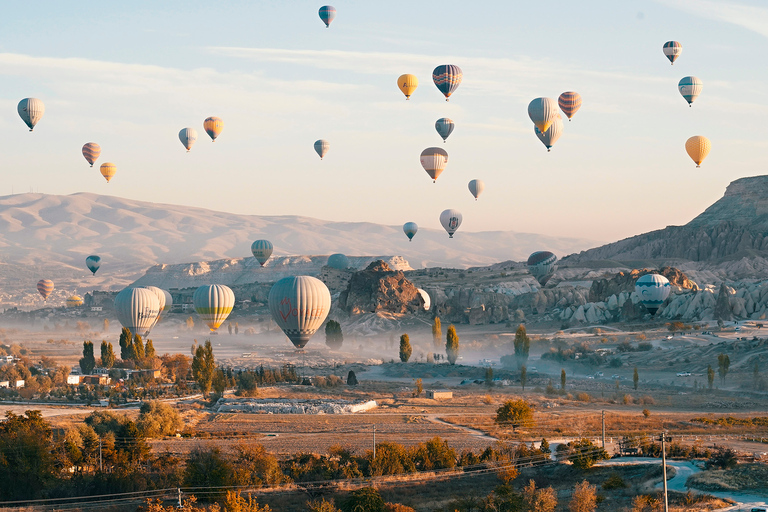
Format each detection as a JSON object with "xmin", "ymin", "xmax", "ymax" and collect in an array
[
  {"xmin": 623, "ymin": 394, "xmax": 633, "ymax": 405},
  {"xmin": 340, "ymin": 487, "xmax": 385, "ymax": 512},
  {"xmin": 495, "ymin": 399, "xmax": 534, "ymax": 428},
  {"xmin": 642, "ymin": 409, "xmax": 651, "ymax": 418},
  {"xmin": 577, "ymin": 392, "xmax": 590, "ymax": 402},
  {"xmin": 567, "ymin": 438, "xmax": 610, "ymax": 470},
  {"xmin": 602, "ymin": 473, "xmax": 627, "ymax": 490},
  {"xmin": 137, "ymin": 400, "xmax": 183, "ymax": 437}
]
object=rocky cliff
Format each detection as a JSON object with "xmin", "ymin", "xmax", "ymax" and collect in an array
[
  {"xmin": 564, "ymin": 176, "xmax": 768, "ymax": 263},
  {"xmin": 339, "ymin": 261, "xmax": 425, "ymax": 315}
]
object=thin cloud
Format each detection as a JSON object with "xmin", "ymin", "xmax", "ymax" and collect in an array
[{"xmin": 660, "ymin": 0, "xmax": 768, "ymax": 38}]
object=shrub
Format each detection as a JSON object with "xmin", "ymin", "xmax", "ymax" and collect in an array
[
  {"xmin": 340, "ymin": 487, "xmax": 385, "ymax": 512},
  {"xmin": 642, "ymin": 409, "xmax": 651, "ymax": 418},
  {"xmin": 577, "ymin": 392, "xmax": 590, "ymax": 402},
  {"xmin": 602, "ymin": 473, "xmax": 627, "ymax": 490},
  {"xmin": 137, "ymin": 401, "xmax": 183, "ymax": 437},
  {"xmin": 623, "ymin": 394, "xmax": 633, "ymax": 405},
  {"xmin": 495, "ymin": 399, "xmax": 534, "ymax": 428}
]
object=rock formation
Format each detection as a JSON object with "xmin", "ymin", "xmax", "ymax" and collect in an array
[
  {"xmin": 589, "ymin": 267, "xmax": 697, "ymax": 303},
  {"xmin": 339, "ymin": 260, "xmax": 425, "ymax": 315}
]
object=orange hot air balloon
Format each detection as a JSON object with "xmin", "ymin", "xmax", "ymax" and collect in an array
[
  {"xmin": 685, "ymin": 136, "xmax": 711, "ymax": 167},
  {"xmin": 100, "ymin": 162, "xmax": 116, "ymax": 182},
  {"xmin": 204, "ymin": 116, "xmax": 223, "ymax": 141}
]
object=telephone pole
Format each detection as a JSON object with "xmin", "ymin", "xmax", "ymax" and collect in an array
[
  {"xmin": 99, "ymin": 438, "xmax": 103, "ymax": 472},
  {"xmin": 373, "ymin": 425, "xmax": 376, "ymax": 460},
  {"xmin": 601, "ymin": 410, "xmax": 606, "ymax": 449},
  {"xmin": 658, "ymin": 433, "xmax": 671, "ymax": 512}
]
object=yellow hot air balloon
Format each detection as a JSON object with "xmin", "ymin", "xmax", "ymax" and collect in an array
[
  {"xmin": 100, "ymin": 162, "xmax": 116, "ymax": 183},
  {"xmin": 685, "ymin": 136, "xmax": 711, "ymax": 167},
  {"xmin": 397, "ymin": 74, "xmax": 418, "ymax": 100},
  {"xmin": 204, "ymin": 116, "xmax": 223, "ymax": 141}
]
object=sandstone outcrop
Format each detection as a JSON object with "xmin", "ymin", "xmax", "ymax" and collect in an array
[
  {"xmin": 589, "ymin": 267, "xmax": 697, "ymax": 303},
  {"xmin": 339, "ymin": 260, "xmax": 425, "ymax": 315}
]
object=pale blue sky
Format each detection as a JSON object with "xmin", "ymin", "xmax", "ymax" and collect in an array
[{"xmin": 0, "ymin": 0, "xmax": 765, "ymax": 244}]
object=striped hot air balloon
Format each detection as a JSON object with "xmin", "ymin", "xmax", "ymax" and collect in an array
[
  {"xmin": 37, "ymin": 279, "xmax": 54, "ymax": 301},
  {"xmin": 527, "ymin": 251, "xmax": 558, "ymax": 286},
  {"xmin": 678, "ymin": 76, "xmax": 702, "ymax": 106},
  {"xmin": 635, "ymin": 273, "xmax": 671, "ymax": 315},
  {"xmin": 528, "ymin": 97, "xmax": 559, "ymax": 133},
  {"xmin": 432, "ymin": 65, "xmax": 462, "ymax": 101},
  {"xmin": 314, "ymin": 139, "xmax": 330, "ymax": 160},
  {"xmin": 397, "ymin": 74, "xmax": 418, "ymax": 99},
  {"xmin": 100, "ymin": 162, "xmax": 116, "ymax": 183},
  {"xmin": 203, "ymin": 117, "xmax": 224, "ymax": 141},
  {"xmin": 66, "ymin": 295, "xmax": 84, "ymax": 308},
  {"xmin": 468, "ymin": 179, "xmax": 484, "ymax": 200},
  {"xmin": 194, "ymin": 285, "xmax": 235, "ymax": 332},
  {"xmin": 319, "ymin": 5, "xmax": 336, "ymax": 27},
  {"xmin": 440, "ymin": 209, "xmax": 462, "ymax": 238},
  {"xmin": 268, "ymin": 276, "xmax": 331, "ymax": 349},
  {"xmin": 420, "ymin": 147, "xmax": 448, "ymax": 182},
  {"xmin": 85, "ymin": 255, "xmax": 101, "ymax": 275},
  {"xmin": 403, "ymin": 222, "xmax": 418, "ymax": 241},
  {"xmin": 534, "ymin": 113, "xmax": 563, "ymax": 152},
  {"xmin": 685, "ymin": 136, "xmax": 711, "ymax": 167},
  {"xmin": 663, "ymin": 41, "xmax": 682, "ymax": 65},
  {"xmin": 18, "ymin": 98, "xmax": 45, "ymax": 131},
  {"xmin": 251, "ymin": 239, "xmax": 274, "ymax": 266},
  {"xmin": 558, "ymin": 92, "xmax": 582, "ymax": 121},
  {"xmin": 179, "ymin": 128, "xmax": 197, "ymax": 152},
  {"xmin": 82, "ymin": 143, "xmax": 101, "ymax": 167},
  {"xmin": 114, "ymin": 287, "xmax": 160, "ymax": 337},
  {"xmin": 435, "ymin": 118, "xmax": 455, "ymax": 142}
]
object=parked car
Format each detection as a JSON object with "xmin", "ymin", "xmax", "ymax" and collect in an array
[{"xmin": 676, "ymin": 372, "xmax": 691, "ymax": 377}]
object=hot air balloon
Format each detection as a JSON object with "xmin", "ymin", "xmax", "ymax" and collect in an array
[
  {"xmin": 114, "ymin": 287, "xmax": 160, "ymax": 337},
  {"xmin": 420, "ymin": 147, "xmax": 448, "ymax": 182},
  {"xmin": 534, "ymin": 113, "xmax": 563, "ymax": 152},
  {"xmin": 432, "ymin": 65, "xmax": 462, "ymax": 101},
  {"xmin": 179, "ymin": 128, "xmax": 197, "ymax": 152},
  {"xmin": 417, "ymin": 288, "xmax": 431, "ymax": 311},
  {"xmin": 251, "ymin": 239, "xmax": 274, "ymax": 266},
  {"xmin": 193, "ymin": 284, "xmax": 235, "ymax": 332},
  {"xmin": 145, "ymin": 286, "xmax": 167, "ymax": 319},
  {"xmin": 439, "ymin": 209, "xmax": 462, "ymax": 238},
  {"xmin": 635, "ymin": 273, "xmax": 671, "ymax": 315},
  {"xmin": 100, "ymin": 162, "xmax": 116, "ymax": 183},
  {"xmin": 37, "ymin": 279, "xmax": 54, "ymax": 301},
  {"xmin": 527, "ymin": 251, "xmax": 558, "ymax": 286},
  {"xmin": 327, "ymin": 253, "xmax": 350, "ymax": 270},
  {"xmin": 203, "ymin": 116, "xmax": 224, "ymax": 141},
  {"xmin": 66, "ymin": 295, "xmax": 84, "ymax": 308},
  {"xmin": 435, "ymin": 118, "xmax": 454, "ymax": 142},
  {"xmin": 18, "ymin": 98, "xmax": 44, "ymax": 131},
  {"xmin": 528, "ymin": 97, "xmax": 558, "ymax": 133},
  {"xmin": 85, "ymin": 255, "xmax": 101, "ymax": 275},
  {"xmin": 314, "ymin": 139, "xmax": 330, "ymax": 160},
  {"xmin": 268, "ymin": 276, "xmax": 331, "ymax": 349},
  {"xmin": 468, "ymin": 179, "xmax": 484, "ymax": 200},
  {"xmin": 319, "ymin": 5, "xmax": 336, "ymax": 27},
  {"xmin": 685, "ymin": 136, "xmax": 711, "ymax": 168},
  {"xmin": 663, "ymin": 41, "xmax": 682, "ymax": 65},
  {"xmin": 678, "ymin": 76, "xmax": 702, "ymax": 106},
  {"xmin": 153, "ymin": 288, "xmax": 173, "ymax": 323},
  {"xmin": 403, "ymin": 222, "xmax": 418, "ymax": 242},
  {"xmin": 558, "ymin": 92, "xmax": 582, "ymax": 121},
  {"xmin": 82, "ymin": 143, "xmax": 101, "ymax": 167},
  {"xmin": 397, "ymin": 74, "xmax": 418, "ymax": 99}
]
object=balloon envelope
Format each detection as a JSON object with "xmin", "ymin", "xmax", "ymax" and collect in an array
[
  {"xmin": 468, "ymin": 179, "xmax": 485, "ymax": 200},
  {"xmin": 558, "ymin": 92, "xmax": 582, "ymax": 120},
  {"xmin": 527, "ymin": 251, "xmax": 558, "ymax": 286},
  {"xmin": 114, "ymin": 287, "xmax": 160, "ymax": 337},
  {"xmin": 678, "ymin": 76, "xmax": 702, "ymax": 105},
  {"xmin": 66, "ymin": 295, "xmax": 84, "ymax": 308},
  {"xmin": 397, "ymin": 74, "xmax": 418, "ymax": 99},
  {"xmin": 635, "ymin": 274, "xmax": 671, "ymax": 315},
  {"xmin": 528, "ymin": 97, "xmax": 558, "ymax": 133},
  {"xmin": 193, "ymin": 284, "xmax": 235, "ymax": 332},
  {"xmin": 251, "ymin": 240, "xmax": 274, "ymax": 266},
  {"xmin": 534, "ymin": 114, "xmax": 563, "ymax": 151},
  {"xmin": 327, "ymin": 253, "xmax": 350, "ymax": 270},
  {"xmin": 82, "ymin": 143, "xmax": 101, "ymax": 167},
  {"xmin": 420, "ymin": 147, "xmax": 448, "ymax": 182},
  {"xmin": 37, "ymin": 279, "xmax": 54, "ymax": 300},
  {"xmin": 203, "ymin": 117, "xmax": 223, "ymax": 141},
  {"xmin": 85, "ymin": 255, "xmax": 101, "ymax": 275},
  {"xmin": 179, "ymin": 128, "xmax": 197, "ymax": 151},
  {"xmin": 663, "ymin": 41, "xmax": 682, "ymax": 64},
  {"xmin": 145, "ymin": 286, "xmax": 167, "ymax": 324},
  {"xmin": 403, "ymin": 222, "xmax": 418, "ymax": 241},
  {"xmin": 440, "ymin": 209, "xmax": 462, "ymax": 238},
  {"xmin": 100, "ymin": 162, "xmax": 116, "ymax": 183},
  {"xmin": 432, "ymin": 65, "xmax": 462, "ymax": 101},
  {"xmin": 435, "ymin": 118, "xmax": 455, "ymax": 142},
  {"xmin": 319, "ymin": 5, "xmax": 336, "ymax": 27},
  {"xmin": 18, "ymin": 98, "xmax": 45, "ymax": 131},
  {"xmin": 314, "ymin": 139, "xmax": 330, "ymax": 160},
  {"xmin": 685, "ymin": 136, "xmax": 711, "ymax": 167},
  {"xmin": 268, "ymin": 276, "xmax": 331, "ymax": 349},
  {"xmin": 417, "ymin": 288, "xmax": 431, "ymax": 311}
]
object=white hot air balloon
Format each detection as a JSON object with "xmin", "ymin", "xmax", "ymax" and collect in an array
[
  {"xmin": 18, "ymin": 98, "xmax": 45, "ymax": 131},
  {"xmin": 314, "ymin": 139, "xmax": 330, "ymax": 160},
  {"xmin": 193, "ymin": 285, "xmax": 235, "ymax": 332},
  {"xmin": 417, "ymin": 288, "xmax": 431, "ymax": 311},
  {"xmin": 114, "ymin": 287, "xmax": 161, "ymax": 337},
  {"xmin": 635, "ymin": 274, "xmax": 671, "ymax": 315},
  {"xmin": 528, "ymin": 97, "xmax": 558, "ymax": 133},
  {"xmin": 145, "ymin": 286, "xmax": 168, "ymax": 328},
  {"xmin": 468, "ymin": 179, "xmax": 484, "ymax": 200},
  {"xmin": 179, "ymin": 128, "xmax": 198, "ymax": 151},
  {"xmin": 534, "ymin": 113, "xmax": 563, "ymax": 151},
  {"xmin": 268, "ymin": 276, "xmax": 331, "ymax": 349},
  {"xmin": 439, "ymin": 209, "xmax": 462, "ymax": 238}
]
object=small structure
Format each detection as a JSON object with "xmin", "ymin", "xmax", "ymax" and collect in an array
[
  {"xmin": 66, "ymin": 375, "xmax": 81, "ymax": 385},
  {"xmin": 426, "ymin": 390, "xmax": 453, "ymax": 400},
  {"xmin": 14, "ymin": 380, "xmax": 25, "ymax": 388},
  {"xmin": 0, "ymin": 381, "xmax": 9, "ymax": 388}
]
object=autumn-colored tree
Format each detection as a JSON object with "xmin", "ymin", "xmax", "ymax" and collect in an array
[
  {"xmin": 445, "ymin": 325, "xmax": 459, "ymax": 365},
  {"xmin": 100, "ymin": 341, "xmax": 115, "ymax": 369},
  {"xmin": 568, "ymin": 480, "xmax": 597, "ymax": 512},
  {"xmin": 432, "ymin": 317, "xmax": 442, "ymax": 348}
]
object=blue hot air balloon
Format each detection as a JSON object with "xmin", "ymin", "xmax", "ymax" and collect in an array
[
  {"xmin": 435, "ymin": 118, "xmax": 455, "ymax": 142},
  {"xmin": 85, "ymin": 255, "xmax": 101, "ymax": 275},
  {"xmin": 327, "ymin": 253, "xmax": 350, "ymax": 269},
  {"xmin": 635, "ymin": 273, "xmax": 671, "ymax": 315},
  {"xmin": 527, "ymin": 251, "xmax": 557, "ymax": 286},
  {"xmin": 432, "ymin": 65, "xmax": 462, "ymax": 101},
  {"xmin": 403, "ymin": 222, "xmax": 418, "ymax": 241},
  {"xmin": 678, "ymin": 76, "xmax": 702, "ymax": 106},
  {"xmin": 319, "ymin": 5, "xmax": 336, "ymax": 28}
]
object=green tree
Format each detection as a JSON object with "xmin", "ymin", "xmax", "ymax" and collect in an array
[
  {"xmin": 432, "ymin": 317, "xmax": 442, "ymax": 348},
  {"xmin": 340, "ymin": 487, "xmax": 385, "ymax": 512},
  {"xmin": 561, "ymin": 369, "xmax": 566, "ymax": 390},
  {"xmin": 540, "ymin": 438, "xmax": 550, "ymax": 454},
  {"xmin": 184, "ymin": 447, "xmax": 233, "ymax": 497},
  {"xmin": 513, "ymin": 324, "xmax": 531, "ymax": 368},
  {"xmin": 633, "ymin": 367, "xmax": 639, "ymax": 390},
  {"xmin": 495, "ymin": 399, "xmax": 534, "ymax": 428},
  {"xmin": 79, "ymin": 341, "xmax": 96, "ymax": 374},
  {"xmin": 399, "ymin": 334, "xmax": 412, "ymax": 362},
  {"xmin": 118, "ymin": 327, "xmax": 132, "ymax": 360},
  {"xmin": 717, "ymin": 353, "xmax": 730, "ymax": 383},
  {"xmin": 707, "ymin": 365, "xmax": 715, "ymax": 390},
  {"xmin": 446, "ymin": 325, "xmax": 459, "ymax": 365},
  {"xmin": 325, "ymin": 320, "xmax": 344, "ymax": 350},
  {"xmin": 0, "ymin": 411, "xmax": 57, "ymax": 499},
  {"xmin": 100, "ymin": 340, "xmax": 115, "ymax": 368},
  {"xmin": 520, "ymin": 365, "xmax": 527, "ymax": 392},
  {"xmin": 133, "ymin": 334, "xmax": 145, "ymax": 360},
  {"xmin": 145, "ymin": 338, "xmax": 156, "ymax": 359},
  {"xmin": 485, "ymin": 367, "xmax": 494, "ymax": 388},
  {"xmin": 567, "ymin": 439, "xmax": 609, "ymax": 470},
  {"xmin": 192, "ymin": 340, "xmax": 216, "ymax": 396},
  {"xmin": 569, "ymin": 480, "xmax": 597, "ymax": 512},
  {"xmin": 212, "ymin": 368, "xmax": 228, "ymax": 396}
]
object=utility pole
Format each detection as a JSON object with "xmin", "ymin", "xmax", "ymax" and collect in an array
[
  {"xmin": 601, "ymin": 410, "xmax": 606, "ymax": 449},
  {"xmin": 178, "ymin": 488, "xmax": 183, "ymax": 509},
  {"xmin": 659, "ymin": 433, "xmax": 671, "ymax": 512},
  {"xmin": 373, "ymin": 425, "xmax": 376, "ymax": 460},
  {"xmin": 99, "ymin": 438, "xmax": 103, "ymax": 472}
]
